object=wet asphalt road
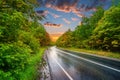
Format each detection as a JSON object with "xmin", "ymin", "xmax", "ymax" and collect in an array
[{"xmin": 46, "ymin": 47, "xmax": 120, "ymax": 80}]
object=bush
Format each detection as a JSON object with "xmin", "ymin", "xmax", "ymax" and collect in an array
[
  {"xmin": 18, "ymin": 31, "xmax": 40, "ymax": 54},
  {"xmin": 0, "ymin": 42, "xmax": 31, "ymax": 79}
]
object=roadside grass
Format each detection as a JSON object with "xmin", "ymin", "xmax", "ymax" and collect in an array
[
  {"xmin": 63, "ymin": 48, "xmax": 120, "ymax": 59},
  {"xmin": 19, "ymin": 48, "xmax": 46, "ymax": 80}
]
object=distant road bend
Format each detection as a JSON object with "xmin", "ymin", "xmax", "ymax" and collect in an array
[{"xmin": 46, "ymin": 46, "xmax": 120, "ymax": 80}]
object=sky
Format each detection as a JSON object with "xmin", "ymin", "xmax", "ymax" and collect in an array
[{"xmin": 35, "ymin": 0, "xmax": 112, "ymax": 35}]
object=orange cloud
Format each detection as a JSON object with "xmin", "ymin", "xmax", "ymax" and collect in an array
[
  {"xmin": 63, "ymin": 18, "xmax": 71, "ymax": 24},
  {"xmin": 44, "ymin": 22, "xmax": 62, "ymax": 28},
  {"xmin": 46, "ymin": 3, "xmax": 71, "ymax": 13},
  {"xmin": 46, "ymin": 3, "xmax": 86, "ymax": 18},
  {"xmin": 76, "ymin": 13, "xmax": 85, "ymax": 18},
  {"xmin": 71, "ymin": 17, "xmax": 78, "ymax": 21},
  {"xmin": 50, "ymin": 12, "xmax": 60, "ymax": 18},
  {"xmin": 45, "ymin": 1, "xmax": 97, "ymax": 17},
  {"xmin": 46, "ymin": 2, "xmax": 80, "ymax": 13}
]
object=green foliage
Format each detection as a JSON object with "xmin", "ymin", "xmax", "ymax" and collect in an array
[
  {"xmin": 32, "ymin": 25, "xmax": 51, "ymax": 46},
  {"xmin": 0, "ymin": 70, "xmax": 14, "ymax": 80},
  {"xmin": 89, "ymin": 5, "xmax": 120, "ymax": 51},
  {"xmin": 18, "ymin": 31, "xmax": 40, "ymax": 54},
  {"xmin": 0, "ymin": 12, "xmax": 26, "ymax": 42},
  {"xmin": 0, "ymin": 0, "xmax": 30, "ymax": 14},
  {"xmin": 19, "ymin": 48, "xmax": 45, "ymax": 80},
  {"xmin": 66, "ymin": 7, "xmax": 105, "ymax": 48},
  {"xmin": 0, "ymin": 0, "xmax": 51, "ymax": 79},
  {"xmin": 0, "ymin": 42, "xmax": 31, "ymax": 79}
]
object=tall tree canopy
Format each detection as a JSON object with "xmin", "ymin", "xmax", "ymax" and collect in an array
[{"xmin": 89, "ymin": 5, "xmax": 120, "ymax": 51}]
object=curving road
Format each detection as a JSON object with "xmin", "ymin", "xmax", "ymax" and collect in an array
[{"xmin": 46, "ymin": 47, "xmax": 120, "ymax": 80}]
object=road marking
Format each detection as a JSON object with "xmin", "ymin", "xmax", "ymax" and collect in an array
[
  {"xmin": 57, "ymin": 49, "xmax": 120, "ymax": 73},
  {"xmin": 64, "ymin": 49, "xmax": 120, "ymax": 62},
  {"xmin": 53, "ymin": 58, "xmax": 74, "ymax": 80}
]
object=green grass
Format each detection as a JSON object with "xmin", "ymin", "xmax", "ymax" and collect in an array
[
  {"xmin": 63, "ymin": 47, "xmax": 120, "ymax": 59},
  {"xmin": 19, "ymin": 48, "xmax": 46, "ymax": 80}
]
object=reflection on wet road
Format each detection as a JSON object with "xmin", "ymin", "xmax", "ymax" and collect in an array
[{"xmin": 46, "ymin": 47, "xmax": 120, "ymax": 80}]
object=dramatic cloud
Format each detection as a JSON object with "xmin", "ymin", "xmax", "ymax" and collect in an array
[
  {"xmin": 37, "ymin": 0, "xmax": 111, "ymax": 35},
  {"xmin": 63, "ymin": 18, "xmax": 71, "ymax": 24},
  {"xmin": 44, "ymin": 22, "xmax": 62, "ymax": 28},
  {"xmin": 71, "ymin": 17, "xmax": 79, "ymax": 21},
  {"xmin": 46, "ymin": 3, "xmax": 71, "ymax": 13},
  {"xmin": 44, "ymin": 0, "xmax": 106, "ymax": 13},
  {"xmin": 45, "ymin": 1, "xmax": 79, "ymax": 13}
]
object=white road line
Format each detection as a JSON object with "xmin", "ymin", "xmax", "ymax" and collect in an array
[
  {"xmin": 57, "ymin": 49, "xmax": 120, "ymax": 73},
  {"xmin": 64, "ymin": 49, "xmax": 120, "ymax": 62},
  {"xmin": 53, "ymin": 58, "xmax": 74, "ymax": 80}
]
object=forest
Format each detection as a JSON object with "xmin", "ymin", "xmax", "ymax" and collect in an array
[
  {"xmin": 56, "ymin": 4, "xmax": 120, "ymax": 52},
  {"xmin": 0, "ymin": 0, "xmax": 51, "ymax": 79}
]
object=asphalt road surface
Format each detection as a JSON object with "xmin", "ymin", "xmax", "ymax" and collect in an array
[{"xmin": 46, "ymin": 46, "xmax": 120, "ymax": 80}]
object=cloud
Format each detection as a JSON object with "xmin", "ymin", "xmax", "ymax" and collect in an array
[
  {"xmin": 44, "ymin": 0, "xmax": 97, "ymax": 17},
  {"xmin": 53, "ymin": 14, "xmax": 60, "ymax": 18},
  {"xmin": 44, "ymin": 0, "xmax": 106, "ymax": 14},
  {"xmin": 76, "ymin": 13, "xmax": 85, "ymax": 18},
  {"xmin": 46, "ymin": 3, "xmax": 71, "ymax": 13},
  {"xmin": 36, "ymin": 10, "xmax": 49, "ymax": 16},
  {"xmin": 44, "ymin": 22, "xmax": 62, "ymax": 28},
  {"xmin": 49, "ymin": 12, "xmax": 61, "ymax": 18},
  {"xmin": 63, "ymin": 18, "xmax": 71, "ymax": 24},
  {"xmin": 71, "ymin": 17, "xmax": 78, "ymax": 21},
  {"xmin": 45, "ymin": 0, "xmax": 80, "ymax": 14},
  {"xmin": 45, "ymin": 1, "xmax": 79, "ymax": 13},
  {"xmin": 84, "ymin": 6, "xmax": 97, "ymax": 12}
]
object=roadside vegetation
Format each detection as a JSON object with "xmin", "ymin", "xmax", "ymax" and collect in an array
[
  {"xmin": 0, "ymin": 0, "xmax": 51, "ymax": 80},
  {"xmin": 63, "ymin": 48, "xmax": 120, "ymax": 59},
  {"xmin": 56, "ymin": 4, "xmax": 120, "ymax": 58},
  {"xmin": 19, "ymin": 48, "xmax": 45, "ymax": 80}
]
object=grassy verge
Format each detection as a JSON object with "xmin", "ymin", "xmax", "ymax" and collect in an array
[
  {"xmin": 19, "ymin": 48, "xmax": 46, "ymax": 80},
  {"xmin": 63, "ymin": 47, "xmax": 120, "ymax": 59}
]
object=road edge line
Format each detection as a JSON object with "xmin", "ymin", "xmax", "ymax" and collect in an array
[
  {"xmin": 53, "ymin": 58, "xmax": 74, "ymax": 80},
  {"xmin": 58, "ymin": 49, "xmax": 120, "ymax": 73}
]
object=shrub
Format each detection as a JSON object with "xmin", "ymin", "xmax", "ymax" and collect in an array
[{"xmin": 0, "ymin": 42, "xmax": 31, "ymax": 79}]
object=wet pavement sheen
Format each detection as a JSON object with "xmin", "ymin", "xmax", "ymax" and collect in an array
[{"xmin": 46, "ymin": 47, "xmax": 120, "ymax": 80}]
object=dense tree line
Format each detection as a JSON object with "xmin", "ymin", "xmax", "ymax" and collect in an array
[
  {"xmin": 56, "ymin": 5, "xmax": 120, "ymax": 52},
  {"xmin": 0, "ymin": 0, "xmax": 51, "ymax": 79}
]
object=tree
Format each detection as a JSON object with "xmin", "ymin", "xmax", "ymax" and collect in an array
[
  {"xmin": 89, "ymin": 5, "xmax": 120, "ymax": 51},
  {"xmin": 56, "ymin": 29, "xmax": 73, "ymax": 47},
  {"xmin": 71, "ymin": 7, "xmax": 104, "ymax": 48}
]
